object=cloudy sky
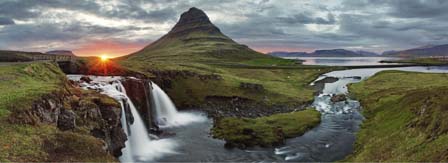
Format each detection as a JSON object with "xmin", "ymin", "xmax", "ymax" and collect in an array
[{"xmin": 1, "ymin": 0, "xmax": 448, "ymax": 57}]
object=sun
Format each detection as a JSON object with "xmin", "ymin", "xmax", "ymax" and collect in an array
[{"xmin": 100, "ymin": 55, "xmax": 109, "ymax": 62}]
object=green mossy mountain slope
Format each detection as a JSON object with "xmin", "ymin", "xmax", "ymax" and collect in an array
[{"xmin": 120, "ymin": 7, "xmax": 332, "ymax": 110}]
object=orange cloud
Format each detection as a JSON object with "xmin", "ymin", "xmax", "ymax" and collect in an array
[{"xmin": 73, "ymin": 40, "xmax": 147, "ymax": 58}]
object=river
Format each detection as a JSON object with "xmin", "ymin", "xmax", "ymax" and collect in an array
[{"xmin": 69, "ymin": 66, "xmax": 448, "ymax": 162}]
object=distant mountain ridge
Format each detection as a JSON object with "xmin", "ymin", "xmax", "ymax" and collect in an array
[
  {"xmin": 46, "ymin": 50, "xmax": 76, "ymax": 56},
  {"xmin": 385, "ymin": 44, "xmax": 448, "ymax": 57},
  {"xmin": 269, "ymin": 49, "xmax": 379, "ymax": 57}
]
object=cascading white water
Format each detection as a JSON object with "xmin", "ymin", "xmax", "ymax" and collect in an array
[
  {"xmin": 151, "ymin": 83, "xmax": 206, "ymax": 128},
  {"xmin": 67, "ymin": 75, "xmax": 178, "ymax": 162}
]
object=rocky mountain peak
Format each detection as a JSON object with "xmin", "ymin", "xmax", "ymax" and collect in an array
[
  {"xmin": 167, "ymin": 7, "xmax": 222, "ymax": 36},
  {"xmin": 177, "ymin": 7, "xmax": 211, "ymax": 26}
]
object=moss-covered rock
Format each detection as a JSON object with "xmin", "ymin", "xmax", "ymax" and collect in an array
[{"xmin": 212, "ymin": 109, "xmax": 321, "ymax": 148}]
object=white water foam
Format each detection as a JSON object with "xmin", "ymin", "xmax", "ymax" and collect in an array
[
  {"xmin": 67, "ymin": 75, "xmax": 179, "ymax": 162},
  {"xmin": 150, "ymin": 83, "xmax": 206, "ymax": 128}
]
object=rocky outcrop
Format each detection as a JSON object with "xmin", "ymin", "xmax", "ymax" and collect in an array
[
  {"xmin": 149, "ymin": 69, "xmax": 222, "ymax": 89},
  {"xmin": 121, "ymin": 77, "xmax": 159, "ymax": 133},
  {"xmin": 331, "ymin": 94, "xmax": 347, "ymax": 103},
  {"xmin": 57, "ymin": 109, "xmax": 76, "ymax": 131},
  {"xmin": 240, "ymin": 82, "xmax": 264, "ymax": 92},
  {"xmin": 8, "ymin": 87, "xmax": 126, "ymax": 158},
  {"xmin": 163, "ymin": 7, "xmax": 226, "ymax": 40},
  {"xmin": 201, "ymin": 96, "xmax": 305, "ymax": 118}
]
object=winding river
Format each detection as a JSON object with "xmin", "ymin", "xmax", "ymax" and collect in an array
[{"xmin": 69, "ymin": 66, "xmax": 448, "ymax": 162}]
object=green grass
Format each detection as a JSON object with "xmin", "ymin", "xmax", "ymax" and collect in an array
[
  {"xmin": 0, "ymin": 62, "xmax": 66, "ymax": 118},
  {"xmin": 0, "ymin": 62, "xmax": 118, "ymax": 162},
  {"xmin": 120, "ymin": 56, "xmax": 334, "ymax": 108},
  {"xmin": 212, "ymin": 109, "xmax": 321, "ymax": 148},
  {"xmin": 119, "ymin": 20, "xmax": 337, "ymax": 108},
  {"xmin": 345, "ymin": 71, "xmax": 448, "ymax": 162}
]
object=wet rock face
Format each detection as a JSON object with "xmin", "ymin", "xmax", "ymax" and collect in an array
[
  {"xmin": 331, "ymin": 94, "xmax": 347, "ymax": 103},
  {"xmin": 121, "ymin": 77, "xmax": 159, "ymax": 132}
]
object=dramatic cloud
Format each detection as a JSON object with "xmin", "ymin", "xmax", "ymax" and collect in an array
[
  {"xmin": 0, "ymin": 17, "xmax": 15, "ymax": 25},
  {"xmin": 0, "ymin": 0, "xmax": 447, "ymax": 56}
]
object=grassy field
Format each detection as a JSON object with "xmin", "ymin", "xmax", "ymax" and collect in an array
[
  {"xmin": 120, "ymin": 57, "xmax": 333, "ymax": 108},
  {"xmin": 212, "ymin": 109, "xmax": 321, "ymax": 148},
  {"xmin": 0, "ymin": 62, "xmax": 116, "ymax": 162},
  {"xmin": 119, "ymin": 8, "xmax": 337, "ymax": 108},
  {"xmin": 345, "ymin": 71, "xmax": 448, "ymax": 162},
  {"xmin": 0, "ymin": 62, "xmax": 66, "ymax": 118}
]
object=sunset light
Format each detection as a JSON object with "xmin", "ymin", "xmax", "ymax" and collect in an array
[{"xmin": 100, "ymin": 55, "xmax": 109, "ymax": 62}]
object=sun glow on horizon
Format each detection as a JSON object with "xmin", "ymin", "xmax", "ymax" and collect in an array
[{"xmin": 100, "ymin": 55, "xmax": 109, "ymax": 62}]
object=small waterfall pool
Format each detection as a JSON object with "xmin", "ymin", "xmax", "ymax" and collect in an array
[
  {"xmin": 151, "ymin": 83, "xmax": 207, "ymax": 128},
  {"xmin": 67, "ymin": 66, "xmax": 448, "ymax": 162}
]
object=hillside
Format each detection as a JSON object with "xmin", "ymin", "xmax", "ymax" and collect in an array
[
  {"xmin": 46, "ymin": 50, "xmax": 76, "ymax": 56},
  {"xmin": 123, "ymin": 7, "xmax": 278, "ymax": 69},
  {"xmin": 385, "ymin": 44, "xmax": 448, "ymax": 57},
  {"xmin": 120, "ymin": 7, "xmax": 334, "ymax": 112},
  {"xmin": 346, "ymin": 71, "xmax": 448, "ymax": 161},
  {"xmin": 0, "ymin": 50, "xmax": 74, "ymax": 62},
  {"xmin": 269, "ymin": 49, "xmax": 379, "ymax": 57},
  {"xmin": 0, "ymin": 62, "xmax": 124, "ymax": 162}
]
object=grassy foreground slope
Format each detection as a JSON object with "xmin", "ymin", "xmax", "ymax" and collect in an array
[
  {"xmin": 346, "ymin": 71, "xmax": 448, "ymax": 161},
  {"xmin": 120, "ymin": 8, "xmax": 332, "ymax": 108},
  {"xmin": 0, "ymin": 62, "xmax": 117, "ymax": 162}
]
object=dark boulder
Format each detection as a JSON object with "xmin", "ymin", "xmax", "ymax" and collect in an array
[
  {"xmin": 331, "ymin": 94, "xmax": 347, "ymax": 103},
  {"xmin": 57, "ymin": 109, "xmax": 76, "ymax": 131},
  {"xmin": 80, "ymin": 76, "xmax": 92, "ymax": 83}
]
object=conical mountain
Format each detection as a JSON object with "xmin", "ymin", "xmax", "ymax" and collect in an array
[{"xmin": 125, "ymin": 7, "xmax": 270, "ymax": 63}]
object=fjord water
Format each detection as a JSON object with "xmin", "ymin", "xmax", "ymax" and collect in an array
[{"xmin": 285, "ymin": 57, "xmax": 402, "ymax": 66}]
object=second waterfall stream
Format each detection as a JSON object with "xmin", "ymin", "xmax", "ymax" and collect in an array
[{"xmin": 67, "ymin": 75, "xmax": 205, "ymax": 162}]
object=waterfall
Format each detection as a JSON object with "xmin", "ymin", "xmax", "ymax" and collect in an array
[
  {"xmin": 150, "ymin": 83, "xmax": 206, "ymax": 128},
  {"xmin": 67, "ymin": 75, "xmax": 178, "ymax": 162}
]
